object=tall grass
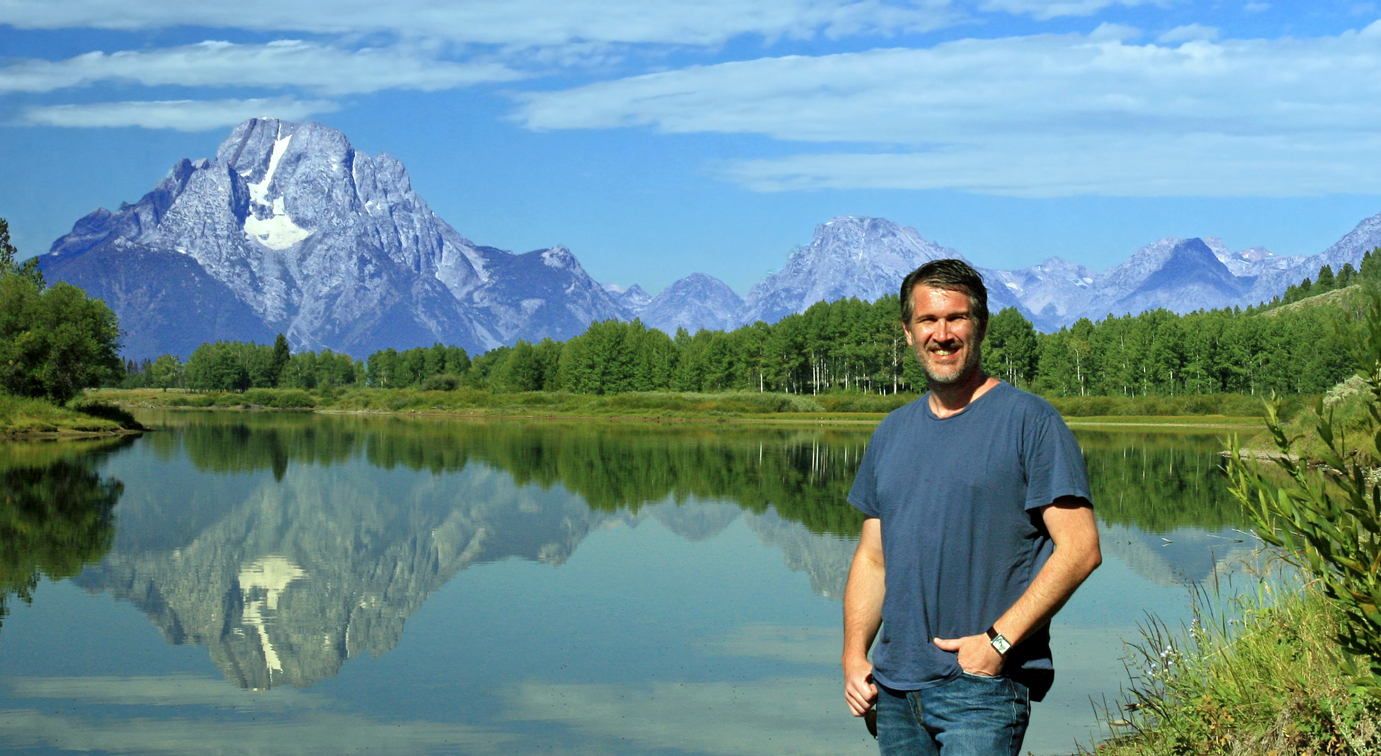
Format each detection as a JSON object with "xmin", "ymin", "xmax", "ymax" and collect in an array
[
  {"xmin": 0, "ymin": 393, "xmax": 140, "ymax": 435},
  {"xmin": 1090, "ymin": 573, "xmax": 1381, "ymax": 756}
]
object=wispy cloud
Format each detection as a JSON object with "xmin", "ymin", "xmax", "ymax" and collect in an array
[
  {"xmin": 514, "ymin": 22, "xmax": 1381, "ymax": 196},
  {"xmin": 0, "ymin": 0, "xmax": 961, "ymax": 47},
  {"xmin": 1157, "ymin": 23, "xmax": 1218, "ymax": 43},
  {"xmin": 979, "ymin": 0, "xmax": 1166, "ymax": 20},
  {"xmin": 0, "ymin": 40, "xmax": 521, "ymax": 96},
  {"xmin": 15, "ymin": 97, "xmax": 340, "ymax": 131}
]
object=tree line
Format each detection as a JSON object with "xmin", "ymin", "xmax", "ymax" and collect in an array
[{"xmin": 145, "ymin": 278, "xmax": 1359, "ymax": 399}]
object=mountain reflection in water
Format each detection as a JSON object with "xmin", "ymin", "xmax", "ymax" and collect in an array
[{"xmin": 5, "ymin": 414, "xmax": 1247, "ymax": 698}]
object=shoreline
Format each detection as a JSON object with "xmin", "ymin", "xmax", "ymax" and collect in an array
[{"xmin": 88, "ymin": 390, "xmax": 1264, "ymax": 432}]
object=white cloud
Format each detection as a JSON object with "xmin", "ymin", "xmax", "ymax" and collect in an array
[
  {"xmin": 0, "ymin": 0, "xmax": 960, "ymax": 47},
  {"xmin": 513, "ymin": 23, "xmax": 1381, "ymax": 197},
  {"xmin": 0, "ymin": 675, "xmax": 513, "ymax": 756},
  {"xmin": 0, "ymin": 40, "xmax": 521, "ymax": 95},
  {"xmin": 1157, "ymin": 23, "xmax": 1217, "ymax": 43},
  {"xmin": 15, "ymin": 97, "xmax": 340, "ymax": 131},
  {"xmin": 698, "ymin": 624, "xmax": 842, "ymax": 664},
  {"xmin": 510, "ymin": 676, "xmax": 872, "ymax": 756},
  {"xmin": 979, "ymin": 0, "xmax": 1164, "ymax": 21}
]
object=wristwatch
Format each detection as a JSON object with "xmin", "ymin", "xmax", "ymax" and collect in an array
[{"xmin": 986, "ymin": 625, "xmax": 1012, "ymax": 656}]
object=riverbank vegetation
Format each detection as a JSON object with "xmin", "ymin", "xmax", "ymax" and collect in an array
[
  {"xmin": 1092, "ymin": 581, "xmax": 1381, "ymax": 756},
  {"xmin": 88, "ymin": 386, "xmax": 1275, "ymax": 428},
  {"xmin": 0, "ymin": 219, "xmax": 141, "ymax": 438},
  {"xmin": 1093, "ymin": 291, "xmax": 1381, "ymax": 755}
]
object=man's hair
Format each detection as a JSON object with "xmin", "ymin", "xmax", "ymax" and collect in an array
[{"xmin": 899, "ymin": 258, "xmax": 989, "ymax": 328}]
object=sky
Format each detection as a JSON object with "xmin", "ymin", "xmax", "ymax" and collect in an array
[{"xmin": 5, "ymin": 1, "xmax": 1381, "ymax": 296}]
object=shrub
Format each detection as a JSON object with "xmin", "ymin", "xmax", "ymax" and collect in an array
[
  {"xmin": 1227, "ymin": 291, "xmax": 1381, "ymax": 695},
  {"xmin": 420, "ymin": 374, "xmax": 460, "ymax": 392}
]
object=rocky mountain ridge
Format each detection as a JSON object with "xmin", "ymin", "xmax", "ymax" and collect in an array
[{"xmin": 34, "ymin": 117, "xmax": 1381, "ymax": 358}]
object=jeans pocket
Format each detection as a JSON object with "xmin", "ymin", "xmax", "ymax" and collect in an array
[{"xmin": 959, "ymin": 669, "xmax": 999, "ymax": 679}]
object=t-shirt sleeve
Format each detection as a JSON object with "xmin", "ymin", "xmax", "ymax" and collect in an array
[
  {"xmin": 847, "ymin": 428, "xmax": 884, "ymax": 518},
  {"xmin": 1022, "ymin": 406, "xmax": 1092, "ymax": 512}
]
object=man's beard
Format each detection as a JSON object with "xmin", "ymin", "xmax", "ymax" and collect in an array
[{"xmin": 915, "ymin": 341, "xmax": 982, "ymax": 386}]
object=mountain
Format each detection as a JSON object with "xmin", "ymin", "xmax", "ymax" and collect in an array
[
  {"xmin": 1072, "ymin": 237, "xmax": 1250, "ymax": 321},
  {"xmin": 37, "ymin": 118, "xmax": 623, "ymax": 359},
  {"xmin": 636, "ymin": 273, "xmax": 745, "ymax": 334},
  {"xmin": 989, "ymin": 258, "xmax": 1095, "ymax": 332},
  {"xmin": 740, "ymin": 216, "xmax": 1032, "ymax": 325},
  {"xmin": 604, "ymin": 283, "xmax": 653, "ymax": 312},
  {"xmin": 36, "ymin": 116, "xmax": 1381, "ymax": 354}
]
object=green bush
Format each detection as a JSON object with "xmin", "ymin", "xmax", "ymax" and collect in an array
[
  {"xmin": 1227, "ymin": 291, "xmax": 1381, "ymax": 695},
  {"xmin": 419, "ymin": 374, "xmax": 460, "ymax": 392},
  {"xmin": 243, "ymin": 388, "xmax": 277, "ymax": 406},
  {"xmin": 1049, "ymin": 393, "xmax": 1269, "ymax": 417},
  {"xmin": 271, "ymin": 389, "xmax": 316, "ymax": 409}
]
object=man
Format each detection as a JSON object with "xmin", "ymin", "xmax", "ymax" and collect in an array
[{"xmin": 842, "ymin": 259, "xmax": 1101, "ymax": 755}]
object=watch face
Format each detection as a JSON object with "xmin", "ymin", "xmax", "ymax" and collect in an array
[{"xmin": 990, "ymin": 633, "xmax": 1012, "ymax": 655}]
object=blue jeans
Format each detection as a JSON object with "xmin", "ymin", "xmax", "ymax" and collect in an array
[{"xmin": 875, "ymin": 674, "xmax": 1030, "ymax": 756}]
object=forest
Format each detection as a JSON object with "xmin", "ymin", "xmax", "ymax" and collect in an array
[{"xmin": 124, "ymin": 255, "xmax": 1373, "ymax": 401}]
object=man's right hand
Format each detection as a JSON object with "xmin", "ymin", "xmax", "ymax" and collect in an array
[{"xmin": 843, "ymin": 655, "xmax": 878, "ymax": 716}]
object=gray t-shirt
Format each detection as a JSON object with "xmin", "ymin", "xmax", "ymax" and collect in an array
[{"xmin": 847, "ymin": 382, "xmax": 1090, "ymax": 700}]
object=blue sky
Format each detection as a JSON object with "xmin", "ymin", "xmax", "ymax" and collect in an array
[{"xmin": 4, "ymin": 0, "xmax": 1381, "ymax": 295}]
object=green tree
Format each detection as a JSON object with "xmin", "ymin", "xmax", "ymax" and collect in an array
[
  {"xmin": 148, "ymin": 354, "xmax": 183, "ymax": 389},
  {"xmin": 0, "ymin": 218, "xmax": 43, "ymax": 289},
  {"xmin": 1317, "ymin": 264, "xmax": 1336, "ymax": 291},
  {"xmin": 0, "ymin": 277, "xmax": 122, "ymax": 403},
  {"xmin": 982, "ymin": 308, "xmax": 1039, "ymax": 388},
  {"xmin": 270, "ymin": 334, "xmax": 291, "ymax": 387}
]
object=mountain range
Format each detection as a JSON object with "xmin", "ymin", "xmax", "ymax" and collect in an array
[{"xmin": 35, "ymin": 117, "xmax": 1381, "ymax": 359}]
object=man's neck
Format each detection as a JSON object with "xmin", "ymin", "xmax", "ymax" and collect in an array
[{"xmin": 928, "ymin": 370, "xmax": 1000, "ymax": 419}]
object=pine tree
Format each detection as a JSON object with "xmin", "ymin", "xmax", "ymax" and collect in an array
[{"xmin": 270, "ymin": 334, "xmax": 291, "ymax": 387}]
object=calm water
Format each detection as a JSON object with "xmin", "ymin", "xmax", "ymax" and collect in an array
[{"xmin": 0, "ymin": 411, "xmax": 1258, "ymax": 756}]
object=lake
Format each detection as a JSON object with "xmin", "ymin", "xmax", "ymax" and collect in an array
[{"xmin": 0, "ymin": 411, "xmax": 1260, "ymax": 755}]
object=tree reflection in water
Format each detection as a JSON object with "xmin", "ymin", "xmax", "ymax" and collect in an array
[{"xmin": 0, "ymin": 439, "xmax": 128, "ymax": 630}]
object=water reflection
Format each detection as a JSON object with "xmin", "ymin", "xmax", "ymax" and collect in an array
[
  {"xmin": 14, "ymin": 414, "xmax": 1246, "ymax": 698},
  {"xmin": 1076, "ymin": 431, "xmax": 1251, "ymax": 585},
  {"xmin": 0, "ymin": 413, "xmax": 1270, "ymax": 756},
  {"xmin": 0, "ymin": 438, "xmax": 129, "ymax": 631}
]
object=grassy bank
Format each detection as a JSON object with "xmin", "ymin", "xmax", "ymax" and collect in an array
[
  {"xmin": 1091, "ymin": 579, "xmax": 1381, "ymax": 756},
  {"xmin": 90, "ymin": 387, "xmax": 1269, "ymax": 428},
  {"xmin": 0, "ymin": 394, "xmax": 144, "ymax": 438}
]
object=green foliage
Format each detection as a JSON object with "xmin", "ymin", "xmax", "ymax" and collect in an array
[
  {"xmin": 1227, "ymin": 290, "xmax": 1381, "ymax": 695},
  {"xmin": 983, "ymin": 307, "xmax": 1039, "ymax": 388},
  {"xmin": 0, "ymin": 216, "xmax": 120, "ymax": 402},
  {"xmin": 1093, "ymin": 583, "xmax": 1381, "ymax": 755},
  {"xmin": 270, "ymin": 334, "xmax": 290, "ymax": 387},
  {"xmin": 0, "ymin": 218, "xmax": 43, "ymax": 290},
  {"xmin": 0, "ymin": 275, "xmax": 122, "ymax": 404},
  {"xmin": 1049, "ymin": 393, "xmax": 1270, "ymax": 418}
]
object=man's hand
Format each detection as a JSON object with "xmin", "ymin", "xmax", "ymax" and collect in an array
[
  {"xmin": 932, "ymin": 634, "xmax": 1004, "ymax": 677},
  {"xmin": 843, "ymin": 517, "xmax": 884, "ymax": 716},
  {"xmin": 842, "ymin": 654, "xmax": 878, "ymax": 716}
]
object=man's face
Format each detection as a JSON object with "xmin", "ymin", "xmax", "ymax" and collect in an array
[{"xmin": 904, "ymin": 285, "xmax": 985, "ymax": 386}]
